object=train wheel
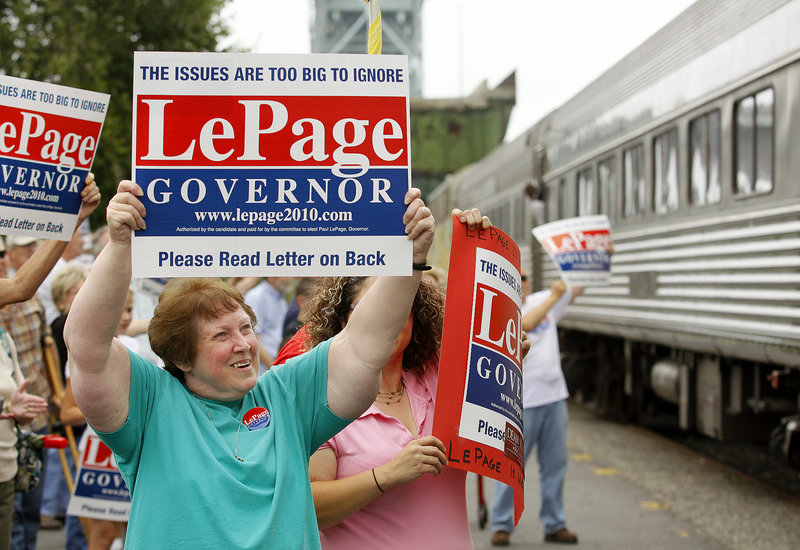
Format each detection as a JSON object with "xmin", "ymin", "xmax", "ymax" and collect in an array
[{"xmin": 769, "ymin": 422, "xmax": 786, "ymax": 456}]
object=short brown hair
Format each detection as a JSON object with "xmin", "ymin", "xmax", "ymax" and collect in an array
[
  {"xmin": 304, "ymin": 277, "xmax": 444, "ymax": 375},
  {"xmin": 148, "ymin": 278, "xmax": 256, "ymax": 382}
]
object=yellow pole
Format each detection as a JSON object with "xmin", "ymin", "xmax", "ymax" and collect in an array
[{"xmin": 366, "ymin": 0, "xmax": 382, "ymax": 54}]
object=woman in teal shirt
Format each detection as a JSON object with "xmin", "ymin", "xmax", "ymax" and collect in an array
[{"xmin": 64, "ymin": 179, "xmax": 435, "ymax": 549}]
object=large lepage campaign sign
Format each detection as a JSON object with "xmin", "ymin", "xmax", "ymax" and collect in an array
[
  {"xmin": 0, "ymin": 76, "xmax": 109, "ymax": 241},
  {"xmin": 433, "ymin": 218, "xmax": 525, "ymax": 524},
  {"xmin": 132, "ymin": 52, "xmax": 412, "ymax": 277}
]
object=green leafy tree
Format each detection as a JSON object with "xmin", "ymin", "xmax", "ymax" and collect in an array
[{"xmin": 0, "ymin": 0, "xmax": 230, "ymax": 226}]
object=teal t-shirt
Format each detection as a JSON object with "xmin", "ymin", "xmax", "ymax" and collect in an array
[{"xmin": 96, "ymin": 338, "xmax": 349, "ymax": 549}]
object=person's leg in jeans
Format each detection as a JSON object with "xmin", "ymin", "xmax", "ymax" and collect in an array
[
  {"xmin": 0, "ymin": 478, "xmax": 16, "ymax": 549},
  {"xmin": 64, "ymin": 514, "xmax": 87, "ymax": 550},
  {"xmin": 40, "ymin": 448, "xmax": 68, "ymax": 526},
  {"xmin": 489, "ymin": 405, "xmax": 543, "ymax": 535},
  {"xmin": 10, "ymin": 479, "xmax": 44, "ymax": 550},
  {"xmin": 536, "ymin": 400, "xmax": 569, "ymax": 535},
  {"xmin": 63, "ymin": 452, "xmax": 87, "ymax": 550}
]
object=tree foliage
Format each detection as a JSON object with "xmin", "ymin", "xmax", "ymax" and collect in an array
[{"xmin": 0, "ymin": 0, "xmax": 231, "ymax": 226}]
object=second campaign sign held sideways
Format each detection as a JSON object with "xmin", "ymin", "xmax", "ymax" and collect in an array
[
  {"xmin": 433, "ymin": 218, "xmax": 526, "ymax": 525},
  {"xmin": 132, "ymin": 51, "xmax": 412, "ymax": 277}
]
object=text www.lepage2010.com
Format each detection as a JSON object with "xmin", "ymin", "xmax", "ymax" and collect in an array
[{"xmin": 194, "ymin": 207, "xmax": 353, "ymax": 226}]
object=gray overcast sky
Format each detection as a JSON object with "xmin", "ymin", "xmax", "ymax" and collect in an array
[{"xmin": 221, "ymin": 0, "xmax": 697, "ymax": 141}]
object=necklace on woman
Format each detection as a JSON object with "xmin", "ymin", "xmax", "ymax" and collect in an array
[
  {"xmin": 375, "ymin": 380, "xmax": 405, "ymax": 405},
  {"xmin": 192, "ymin": 393, "xmax": 246, "ymax": 462}
]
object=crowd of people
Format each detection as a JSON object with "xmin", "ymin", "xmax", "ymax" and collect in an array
[
  {"xmin": 0, "ymin": 173, "xmax": 587, "ymax": 549},
  {"xmin": 0, "ymin": 175, "xmax": 100, "ymax": 550}
]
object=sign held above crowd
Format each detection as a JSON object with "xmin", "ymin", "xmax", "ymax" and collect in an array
[
  {"xmin": 131, "ymin": 51, "xmax": 412, "ymax": 278},
  {"xmin": 533, "ymin": 215, "xmax": 612, "ymax": 286}
]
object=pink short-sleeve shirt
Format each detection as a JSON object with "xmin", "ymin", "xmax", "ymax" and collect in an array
[{"xmin": 319, "ymin": 361, "xmax": 473, "ymax": 550}]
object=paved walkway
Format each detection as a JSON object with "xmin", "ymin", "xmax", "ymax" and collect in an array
[{"xmin": 469, "ymin": 403, "xmax": 800, "ymax": 550}]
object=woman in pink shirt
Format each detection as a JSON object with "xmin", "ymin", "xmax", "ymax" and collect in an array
[{"xmin": 303, "ymin": 209, "xmax": 491, "ymax": 550}]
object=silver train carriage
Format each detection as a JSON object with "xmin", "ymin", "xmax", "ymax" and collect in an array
[{"xmin": 427, "ymin": 0, "xmax": 800, "ymax": 465}]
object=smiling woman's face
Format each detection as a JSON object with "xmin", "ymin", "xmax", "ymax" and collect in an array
[{"xmin": 180, "ymin": 305, "xmax": 261, "ymax": 401}]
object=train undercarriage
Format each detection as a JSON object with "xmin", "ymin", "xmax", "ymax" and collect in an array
[{"xmin": 559, "ymin": 329, "xmax": 800, "ymax": 468}]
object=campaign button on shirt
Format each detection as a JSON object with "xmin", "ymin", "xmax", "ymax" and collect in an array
[{"xmin": 243, "ymin": 407, "xmax": 270, "ymax": 430}]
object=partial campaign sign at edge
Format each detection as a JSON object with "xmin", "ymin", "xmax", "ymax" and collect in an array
[
  {"xmin": 433, "ymin": 216, "xmax": 525, "ymax": 525},
  {"xmin": 0, "ymin": 75, "xmax": 109, "ymax": 241},
  {"xmin": 131, "ymin": 51, "xmax": 413, "ymax": 278}
]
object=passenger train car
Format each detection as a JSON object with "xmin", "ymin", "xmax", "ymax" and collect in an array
[{"xmin": 427, "ymin": 0, "xmax": 800, "ymax": 466}]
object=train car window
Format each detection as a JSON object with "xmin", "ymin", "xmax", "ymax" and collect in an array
[
  {"xmin": 558, "ymin": 177, "xmax": 568, "ymax": 219},
  {"xmin": 545, "ymin": 181, "xmax": 559, "ymax": 221},
  {"xmin": 514, "ymin": 196, "xmax": 526, "ymax": 241},
  {"xmin": 754, "ymin": 89, "xmax": 775, "ymax": 192},
  {"xmin": 689, "ymin": 110, "xmax": 722, "ymax": 205},
  {"xmin": 598, "ymin": 156, "xmax": 617, "ymax": 221},
  {"xmin": 653, "ymin": 128, "xmax": 679, "ymax": 214},
  {"xmin": 577, "ymin": 167, "xmax": 595, "ymax": 216},
  {"xmin": 735, "ymin": 88, "xmax": 774, "ymax": 196},
  {"xmin": 623, "ymin": 144, "xmax": 646, "ymax": 218}
]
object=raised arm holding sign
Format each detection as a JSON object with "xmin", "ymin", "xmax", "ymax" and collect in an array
[
  {"xmin": 0, "ymin": 174, "xmax": 100, "ymax": 307},
  {"xmin": 488, "ymin": 270, "xmax": 581, "ymax": 546}
]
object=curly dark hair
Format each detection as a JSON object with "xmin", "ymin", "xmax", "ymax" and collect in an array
[{"xmin": 304, "ymin": 277, "xmax": 444, "ymax": 375}]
